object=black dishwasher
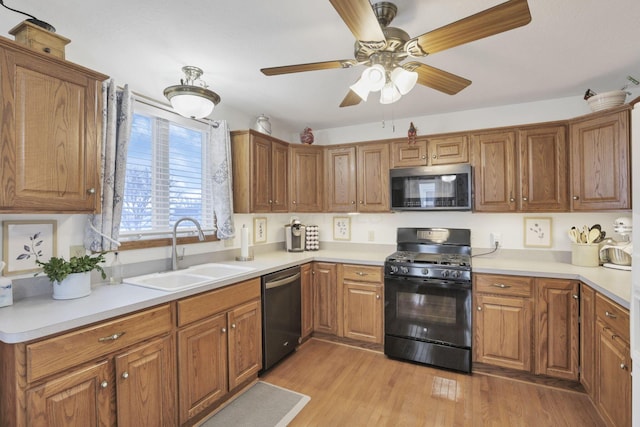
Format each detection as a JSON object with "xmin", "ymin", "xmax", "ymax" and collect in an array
[{"xmin": 261, "ymin": 266, "xmax": 301, "ymax": 371}]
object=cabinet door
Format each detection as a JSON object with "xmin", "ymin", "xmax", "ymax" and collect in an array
[
  {"xmin": 474, "ymin": 294, "xmax": 532, "ymax": 371},
  {"xmin": 470, "ymin": 131, "xmax": 517, "ymax": 212},
  {"xmin": 534, "ymin": 278, "xmax": 579, "ymax": 380},
  {"xmin": 580, "ymin": 284, "xmax": 596, "ymax": 397},
  {"xmin": 300, "ymin": 263, "xmax": 314, "ymax": 340},
  {"xmin": 271, "ymin": 140, "xmax": 289, "ymax": 212},
  {"xmin": 313, "ymin": 262, "xmax": 339, "ymax": 335},
  {"xmin": 518, "ymin": 125, "xmax": 568, "ymax": 211},
  {"xmin": 343, "ymin": 282, "xmax": 383, "ymax": 343},
  {"xmin": 570, "ymin": 110, "xmax": 630, "ymax": 210},
  {"xmin": 595, "ymin": 319, "xmax": 631, "ymax": 427},
  {"xmin": 0, "ymin": 48, "xmax": 103, "ymax": 212},
  {"xmin": 26, "ymin": 360, "xmax": 113, "ymax": 427},
  {"xmin": 390, "ymin": 139, "xmax": 427, "ymax": 167},
  {"xmin": 290, "ymin": 145, "xmax": 324, "ymax": 212},
  {"xmin": 177, "ymin": 314, "xmax": 228, "ymax": 424},
  {"xmin": 250, "ymin": 135, "xmax": 273, "ymax": 212},
  {"xmin": 325, "ymin": 146, "xmax": 357, "ymax": 212},
  {"xmin": 428, "ymin": 134, "xmax": 469, "ymax": 165},
  {"xmin": 227, "ymin": 300, "xmax": 262, "ymax": 390},
  {"xmin": 357, "ymin": 143, "xmax": 389, "ymax": 212},
  {"xmin": 115, "ymin": 335, "xmax": 176, "ymax": 427}
]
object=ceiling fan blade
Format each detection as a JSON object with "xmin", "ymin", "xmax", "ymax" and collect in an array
[
  {"xmin": 329, "ymin": 0, "xmax": 386, "ymax": 49},
  {"xmin": 406, "ymin": 0, "xmax": 531, "ymax": 56},
  {"xmin": 261, "ymin": 59, "xmax": 357, "ymax": 76},
  {"xmin": 339, "ymin": 89, "xmax": 363, "ymax": 108},
  {"xmin": 405, "ymin": 62, "xmax": 471, "ymax": 95}
]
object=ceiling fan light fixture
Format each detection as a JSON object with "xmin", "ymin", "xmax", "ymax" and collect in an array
[
  {"xmin": 390, "ymin": 67, "xmax": 418, "ymax": 95},
  {"xmin": 164, "ymin": 66, "xmax": 221, "ymax": 119},
  {"xmin": 349, "ymin": 78, "xmax": 371, "ymax": 101},
  {"xmin": 380, "ymin": 81, "xmax": 401, "ymax": 104},
  {"xmin": 361, "ymin": 64, "xmax": 386, "ymax": 92}
]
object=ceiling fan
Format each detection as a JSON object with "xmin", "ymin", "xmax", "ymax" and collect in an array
[{"xmin": 261, "ymin": 0, "xmax": 531, "ymax": 107}]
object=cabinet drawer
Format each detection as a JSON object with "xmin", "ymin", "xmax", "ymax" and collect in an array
[
  {"xmin": 595, "ymin": 293, "xmax": 629, "ymax": 342},
  {"xmin": 474, "ymin": 274, "xmax": 533, "ymax": 298},
  {"xmin": 177, "ymin": 278, "xmax": 261, "ymax": 326},
  {"xmin": 342, "ymin": 264, "xmax": 382, "ymax": 283},
  {"xmin": 27, "ymin": 304, "xmax": 172, "ymax": 383}
]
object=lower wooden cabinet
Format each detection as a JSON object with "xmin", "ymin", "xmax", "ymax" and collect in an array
[
  {"xmin": 341, "ymin": 264, "xmax": 383, "ymax": 344},
  {"xmin": 300, "ymin": 263, "xmax": 314, "ymax": 340},
  {"xmin": 312, "ymin": 262, "xmax": 339, "ymax": 335},
  {"xmin": 580, "ymin": 284, "xmax": 596, "ymax": 397}
]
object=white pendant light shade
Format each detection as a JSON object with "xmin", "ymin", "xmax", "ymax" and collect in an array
[
  {"xmin": 164, "ymin": 66, "xmax": 221, "ymax": 119},
  {"xmin": 349, "ymin": 77, "xmax": 371, "ymax": 101},
  {"xmin": 361, "ymin": 64, "xmax": 386, "ymax": 92},
  {"xmin": 390, "ymin": 67, "xmax": 418, "ymax": 95},
  {"xmin": 380, "ymin": 81, "xmax": 401, "ymax": 104}
]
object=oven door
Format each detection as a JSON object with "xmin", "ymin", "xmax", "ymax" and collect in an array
[{"xmin": 384, "ymin": 276, "xmax": 471, "ymax": 348}]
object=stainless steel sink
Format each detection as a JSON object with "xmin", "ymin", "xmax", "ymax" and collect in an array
[{"xmin": 123, "ymin": 263, "xmax": 255, "ymax": 292}]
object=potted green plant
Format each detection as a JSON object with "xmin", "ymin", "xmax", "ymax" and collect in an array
[{"xmin": 36, "ymin": 253, "xmax": 106, "ymax": 300}]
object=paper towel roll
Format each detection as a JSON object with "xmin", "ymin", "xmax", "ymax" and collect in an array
[{"xmin": 240, "ymin": 225, "xmax": 249, "ymax": 258}]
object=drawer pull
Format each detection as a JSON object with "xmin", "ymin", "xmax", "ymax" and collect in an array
[
  {"xmin": 477, "ymin": 306, "xmax": 482, "ymax": 311},
  {"xmin": 98, "ymin": 332, "xmax": 126, "ymax": 342},
  {"xmin": 100, "ymin": 380, "xmax": 108, "ymax": 389},
  {"xmin": 491, "ymin": 283, "xmax": 511, "ymax": 289},
  {"xmin": 222, "ymin": 328, "xmax": 227, "ymax": 333},
  {"xmin": 121, "ymin": 371, "xmax": 129, "ymax": 379},
  {"xmin": 572, "ymin": 294, "xmax": 579, "ymax": 300},
  {"xmin": 621, "ymin": 363, "xmax": 628, "ymax": 370},
  {"xmin": 231, "ymin": 323, "xmax": 236, "ymax": 329},
  {"xmin": 356, "ymin": 271, "xmax": 368, "ymax": 276},
  {"xmin": 376, "ymin": 294, "xmax": 380, "ymax": 300},
  {"xmin": 605, "ymin": 311, "xmax": 617, "ymax": 319}
]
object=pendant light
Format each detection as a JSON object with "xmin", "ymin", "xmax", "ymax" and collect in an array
[{"xmin": 164, "ymin": 66, "xmax": 221, "ymax": 119}]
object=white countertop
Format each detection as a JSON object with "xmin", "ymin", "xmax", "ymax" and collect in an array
[{"xmin": 0, "ymin": 247, "xmax": 631, "ymax": 344}]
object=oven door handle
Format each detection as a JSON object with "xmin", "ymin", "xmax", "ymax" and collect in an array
[{"xmin": 265, "ymin": 273, "xmax": 301, "ymax": 289}]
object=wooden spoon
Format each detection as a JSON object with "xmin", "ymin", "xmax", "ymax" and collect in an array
[{"xmin": 588, "ymin": 228, "xmax": 600, "ymax": 244}]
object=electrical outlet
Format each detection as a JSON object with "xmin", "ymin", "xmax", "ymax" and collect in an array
[
  {"xmin": 70, "ymin": 245, "xmax": 86, "ymax": 258},
  {"xmin": 368, "ymin": 230, "xmax": 375, "ymax": 242},
  {"xmin": 490, "ymin": 233, "xmax": 502, "ymax": 248}
]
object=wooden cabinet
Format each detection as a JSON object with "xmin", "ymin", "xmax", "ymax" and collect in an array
[
  {"xmin": 176, "ymin": 278, "xmax": 261, "ymax": 425},
  {"xmin": 341, "ymin": 264, "xmax": 383, "ymax": 344},
  {"xmin": 390, "ymin": 133, "xmax": 469, "ymax": 168},
  {"xmin": 473, "ymin": 274, "xmax": 533, "ymax": 371},
  {"xmin": 534, "ymin": 278, "xmax": 579, "ymax": 380},
  {"xmin": 593, "ymin": 293, "xmax": 631, "ymax": 427},
  {"xmin": 312, "ymin": 262, "xmax": 339, "ymax": 335},
  {"xmin": 231, "ymin": 130, "xmax": 289, "ymax": 213},
  {"xmin": 472, "ymin": 125, "xmax": 568, "ymax": 212},
  {"xmin": 0, "ymin": 36, "xmax": 107, "ymax": 213},
  {"xmin": 5, "ymin": 304, "xmax": 175, "ymax": 427},
  {"xmin": 325, "ymin": 143, "xmax": 389, "ymax": 212},
  {"xmin": 580, "ymin": 283, "xmax": 596, "ymax": 397},
  {"xmin": 290, "ymin": 144, "xmax": 324, "ymax": 212},
  {"xmin": 300, "ymin": 263, "xmax": 314, "ymax": 340},
  {"xmin": 569, "ymin": 108, "xmax": 630, "ymax": 211}
]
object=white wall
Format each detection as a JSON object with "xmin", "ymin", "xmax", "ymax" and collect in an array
[{"xmin": 631, "ymin": 103, "xmax": 639, "ymax": 427}]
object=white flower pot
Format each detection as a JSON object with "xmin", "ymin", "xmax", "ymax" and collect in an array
[{"xmin": 53, "ymin": 272, "xmax": 92, "ymax": 300}]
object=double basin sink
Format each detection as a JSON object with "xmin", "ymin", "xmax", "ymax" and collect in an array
[{"xmin": 123, "ymin": 263, "xmax": 256, "ymax": 292}]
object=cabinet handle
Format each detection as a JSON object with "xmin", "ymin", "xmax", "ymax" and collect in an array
[
  {"xmin": 121, "ymin": 371, "xmax": 129, "ymax": 379},
  {"xmin": 432, "ymin": 154, "xmax": 437, "ymax": 159},
  {"xmin": 292, "ymin": 200, "xmax": 297, "ymax": 204},
  {"xmin": 269, "ymin": 200, "xmax": 273, "ymax": 204},
  {"xmin": 522, "ymin": 197, "xmax": 528, "ymax": 201},
  {"xmin": 491, "ymin": 283, "xmax": 511, "ymax": 289},
  {"xmin": 621, "ymin": 363, "xmax": 628, "ymax": 370},
  {"xmin": 509, "ymin": 198, "xmax": 515, "ymax": 202},
  {"xmin": 43, "ymin": 47, "xmax": 51, "ymax": 54},
  {"xmin": 222, "ymin": 327, "xmax": 227, "ymax": 333},
  {"xmin": 477, "ymin": 306, "xmax": 482, "ymax": 311},
  {"xmin": 100, "ymin": 380, "xmax": 108, "ymax": 389},
  {"xmin": 572, "ymin": 294, "xmax": 579, "ymax": 300},
  {"xmin": 421, "ymin": 155, "xmax": 426, "ymax": 159},
  {"xmin": 87, "ymin": 188, "xmax": 96, "ymax": 194},
  {"xmin": 572, "ymin": 196, "xmax": 579, "ymax": 200},
  {"xmin": 376, "ymin": 294, "xmax": 380, "ymax": 300},
  {"xmin": 611, "ymin": 334, "xmax": 620, "ymax": 341},
  {"xmin": 231, "ymin": 323, "xmax": 236, "ymax": 329},
  {"xmin": 605, "ymin": 311, "xmax": 618, "ymax": 319},
  {"xmin": 351, "ymin": 201, "xmax": 356, "ymax": 204},
  {"xmin": 98, "ymin": 332, "xmax": 125, "ymax": 342},
  {"xmin": 359, "ymin": 200, "xmax": 364, "ymax": 204},
  {"xmin": 356, "ymin": 271, "xmax": 368, "ymax": 276}
]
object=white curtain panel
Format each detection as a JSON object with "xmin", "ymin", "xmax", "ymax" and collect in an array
[
  {"xmin": 84, "ymin": 81, "xmax": 133, "ymax": 252},
  {"xmin": 208, "ymin": 120, "xmax": 235, "ymax": 239}
]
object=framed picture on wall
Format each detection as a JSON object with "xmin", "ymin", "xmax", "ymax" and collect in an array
[
  {"xmin": 2, "ymin": 220, "xmax": 57, "ymax": 275},
  {"xmin": 523, "ymin": 217, "xmax": 552, "ymax": 248},
  {"xmin": 333, "ymin": 216, "xmax": 351, "ymax": 241}
]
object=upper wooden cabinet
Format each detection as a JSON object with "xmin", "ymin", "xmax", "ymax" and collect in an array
[
  {"xmin": 569, "ymin": 108, "xmax": 630, "ymax": 211},
  {"xmin": 231, "ymin": 130, "xmax": 289, "ymax": 213},
  {"xmin": 390, "ymin": 133, "xmax": 468, "ymax": 168},
  {"xmin": 0, "ymin": 36, "xmax": 107, "ymax": 213},
  {"xmin": 325, "ymin": 142, "xmax": 389, "ymax": 212},
  {"xmin": 290, "ymin": 144, "xmax": 324, "ymax": 212}
]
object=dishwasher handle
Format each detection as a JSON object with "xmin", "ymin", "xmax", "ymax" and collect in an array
[{"xmin": 265, "ymin": 272, "xmax": 301, "ymax": 289}]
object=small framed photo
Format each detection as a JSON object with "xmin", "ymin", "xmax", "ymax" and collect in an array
[
  {"xmin": 523, "ymin": 217, "xmax": 552, "ymax": 248},
  {"xmin": 333, "ymin": 216, "xmax": 351, "ymax": 241},
  {"xmin": 253, "ymin": 217, "xmax": 267, "ymax": 244},
  {"xmin": 2, "ymin": 220, "xmax": 57, "ymax": 275}
]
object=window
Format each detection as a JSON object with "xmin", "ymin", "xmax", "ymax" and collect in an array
[{"xmin": 120, "ymin": 101, "xmax": 215, "ymax": 240}]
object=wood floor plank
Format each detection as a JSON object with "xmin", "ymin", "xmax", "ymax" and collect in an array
[{"xmin": 261, "ymin": 339, "xmax": 605, "ymax": 426}]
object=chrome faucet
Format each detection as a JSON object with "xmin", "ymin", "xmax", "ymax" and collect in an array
[{"xmin": 172, "ymin": 217, "xmax": 206, "ymax": 271}]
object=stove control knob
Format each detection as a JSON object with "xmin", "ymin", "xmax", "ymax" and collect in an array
[
  {"xmin": 399, "ymin": 266, "xmax": 410, "ymax": 275},
  {"xmin": 389, "ymin": 265, "xmax": 398, "ymax": 274},
  {"xmin": 442, "ymin": 270, "xmax": 450, "ymax": 278},
  {"xmin": 421, "ymin": 268, "xmax": 429, "ymax": 276},
  {"xmin": 450, "ymin": 270, "xmax": 460, "ymax": 279}
]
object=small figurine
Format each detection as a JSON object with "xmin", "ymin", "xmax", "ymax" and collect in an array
[
  {"xmin": 407, "ymin": 122, "xmax": 417, "ymax": 145},
  {"xmin": 300, "ymin": 127, "xmax": 314, "ymax": 144}
]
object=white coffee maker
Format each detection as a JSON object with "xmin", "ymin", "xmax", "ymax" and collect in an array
[{"xmin": 285, "ymin": 219, "xmax": 306, "ymax": 252}]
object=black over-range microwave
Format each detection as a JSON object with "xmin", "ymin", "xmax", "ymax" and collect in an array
[{"xmin": 390, "ymin": 164, "xmax": 472, "ymax": 211}]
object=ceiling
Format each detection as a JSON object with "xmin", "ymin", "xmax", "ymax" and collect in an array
[{"xmin": 1, "ymin": 0, "xmax": 639, "ymax": 131}]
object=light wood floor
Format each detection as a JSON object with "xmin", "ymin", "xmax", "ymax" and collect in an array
[{"xmin": 261, "ymin": 339, "xmax": 605, "ymax": 427}]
